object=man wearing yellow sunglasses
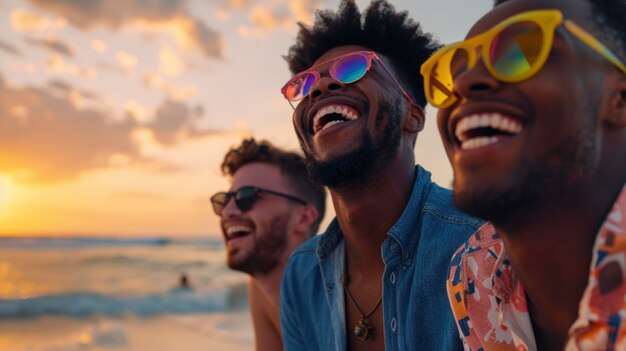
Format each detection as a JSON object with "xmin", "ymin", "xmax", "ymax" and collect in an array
[{"xmin": 422, "ymin": 0, "xmax": 626, "ymax": 349}]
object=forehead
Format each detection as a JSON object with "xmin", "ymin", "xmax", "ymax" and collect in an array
[
  {"xmin": 467, "ymin": 0, "xmax": 592, "ymax": 38},
  {"xmin": 313, "ymin": 45, "xmax": 371, "ymax": 65},
  {"xmin": 230, "ymin": 162, "xmax": 289, "ymax": 191}
]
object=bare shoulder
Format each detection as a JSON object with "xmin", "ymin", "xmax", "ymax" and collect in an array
[{"xmin": 248, "ymin": 280, "xmax": 283, "ymax": 351}]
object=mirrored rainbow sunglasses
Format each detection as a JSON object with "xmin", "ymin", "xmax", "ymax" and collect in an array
[
  {"xmin": 281, "ymin": 50, "xmax": 414, "ymax": 109},
  {"xmin": 420, "ymin": 9, "xmax": 626, "ymax": 109}
]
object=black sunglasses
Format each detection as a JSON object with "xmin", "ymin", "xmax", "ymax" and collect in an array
[{"xmin": 210, "ymin": 186, "xmax": 307, "ymax": 216}]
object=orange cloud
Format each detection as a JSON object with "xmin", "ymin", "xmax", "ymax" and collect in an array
[
  {"xmin": 91, "ymin": 39, "xmax": 108, "ymax": 53},
  {"xmin": 45, "ymin": 55, "xmax": 96, "ymax": 79},
  {"xmin": 158, "ymin": 46, "xmax": 185, "ymax": 77},
  {"xmin": 24, "ymin": 36, "xmax": 75, "ymax": 57},
  {"xmin": 237, "ymin": 0, "xmax": 322, "ymax": 37},
  {"xmin": 10, "ymin": 8, "xmax": 67, "ymax": 32},
  {"xmin": 26, "ymin": 0, "xmax": 224, "ymax": 59},
  {"xmin": 142, "ymin": 72, "xmax": 197, "ymax": 101},
  {"xmin": 0, "ymin": 78, "xmax": 218, "ymax": 183}
]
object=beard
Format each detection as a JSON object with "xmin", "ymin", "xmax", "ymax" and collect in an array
[
  {"xmin": 304, "ymin": 99, "xmax": 402, "ymax": 189},
  {"xmin": 454, "ymin": 102, "xmax": 599, "ymax": 222},
  {"xmin": 227, "ymin": 213, "xmax": 289, "ymax": 276}
]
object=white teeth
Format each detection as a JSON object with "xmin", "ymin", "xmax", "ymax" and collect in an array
[
  {"xmin": 320, "ymin": 120, "xmax": 344, "ymax": 132},
  {"xmin": 455, "ymin": 112, "xmax": 523, "ymax": 144},
  {"xmin": 312, "ymin": 104, "xmax": 360, "ymax": 134},
  {"xmin": 461, "ymin": 136, "xmax": 499, "ymax": 150},
  {"xmin": 225, "ymin": 225, "xmax": 252, "ymax": 238}
]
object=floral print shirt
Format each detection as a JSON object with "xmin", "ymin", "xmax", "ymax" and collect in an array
[{"xmin": 447, "ymin": 184, "xmax": 626, "ymax": 351}]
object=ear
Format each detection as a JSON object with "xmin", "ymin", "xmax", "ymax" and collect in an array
[
  {"xmin": 605, "ymin": 76, "xmax": 626, "ymax": 127},
  {"xmin": 293, "ymin": 205, "xmax": 319, "ymax": 235},
  {"xmin": 403, "ymin": 103, "xmax": 425, "ymax": 134}
]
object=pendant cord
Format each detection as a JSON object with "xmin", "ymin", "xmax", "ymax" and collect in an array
[{"xmin": 342, "ymin": 276, "xmax": 383, "ymax": 319}]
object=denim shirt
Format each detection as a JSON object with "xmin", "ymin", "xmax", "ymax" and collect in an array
[{"xmin": 280, "ymin": 165, "xmax": 484, "ymax": 351}]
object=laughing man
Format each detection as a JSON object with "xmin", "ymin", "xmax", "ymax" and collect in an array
[
  {"xmin": 279, "ymin": 1, "xmax": 483, "ymax": 350},
  {"xmin": 211, "ymin": 138, "xmax": 325, "ymax": 351},
  {"xmin": 421, "ymin": 0, "xmax": 626, "ymax": 349}
]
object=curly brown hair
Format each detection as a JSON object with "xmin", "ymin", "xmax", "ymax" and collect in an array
[{"xmin": 221, "ymin": 138, "xmax": 326, "ymax": 235}]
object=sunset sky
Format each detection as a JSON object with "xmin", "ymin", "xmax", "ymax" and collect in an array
[{"xmin": 0, "ymin": 0, "xmax": 491, "ymax": 237}]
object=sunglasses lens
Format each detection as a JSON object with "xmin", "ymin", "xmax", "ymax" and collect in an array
[
  {"xmin": 235, "ymin": 187, "xmax": 258, "ymax": 212},
  {"xmin": 426, "ymin": 48, "xmax": 463, "ymax": 108},
  {"xmin": 491, "ymin": 22, "xmax": 544, "ymax": 78},
  {"xmin": 284, "ymin": 72, "xmax": 317, "ymax": 101},
  {"xmin": 210, "ymin": 193, "xmax": 229, "ymax": 215},
  {"xmin": 333, "ymin": 54, "xmax": 368, "ymax": 83}
]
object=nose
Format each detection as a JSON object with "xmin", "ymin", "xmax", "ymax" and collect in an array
[
  {"xmin": 453, "ymin": 56, "xmax": 501, "ymax": 101},
  {"xmin": 220, "ymin": 196, "xmax": 241, "ymax": 218},
  {"xmin": 308, "ymin": 75, "xmax": 345, "ymax": 100}
]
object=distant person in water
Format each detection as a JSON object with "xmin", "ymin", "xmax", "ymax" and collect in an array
[
  {"xmin": 211, "ymin": 138, "xmax": 326, "ymax": 351},
  {"xmin": 178, "ymin": 273, "xmax": 190, "ymax": 289}
]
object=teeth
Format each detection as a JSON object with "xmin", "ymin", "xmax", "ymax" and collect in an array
[
  {"xmin": 455, "ymin": 113, "xmax": 523, "ymax": 142},
  {"xmin": 461, "ymin": 136, "xmax": 499, "ymax": 150},
  {"xmin": 312, "ymin": 104, "xmax": 360, "ymax": 134},
  {"xmin": 320, "ymin": 120, "xmax": 344, "ymax": 132},
  {"xmin": 225, "ymin": 225, "xmax": 252, "ymax": 238}
]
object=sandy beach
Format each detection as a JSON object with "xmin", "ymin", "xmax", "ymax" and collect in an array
[{"xmin": 0, "ymin": 312, "xmax": 253, "ymax": 351}]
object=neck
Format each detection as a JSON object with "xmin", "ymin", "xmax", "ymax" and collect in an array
[
  {"xmin": 329, "ymin": 152, "xmax": 416, "ymax": 270},
  {"xmin": 493, "ymin": 173, "xmax": 625, "ymax": 346},
  {"xmin": 251, "ymin": 259, "xmax": 288, "ymax": 306}
]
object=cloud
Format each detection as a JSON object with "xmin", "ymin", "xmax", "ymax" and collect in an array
[
  {"xmin": 146, "ymin": 100, "xmax": 210, "ymax": 145},
  {"xmin": 142, "ymin": 71, "xmax": 197, "ymax": 101},
  {"xmin": 0, "ymin": 80, "xmax": 139, "ymax": 182},
  {"xmin": 45, "ymin": 55, "xmax": 97, "ymax": 79},
  {"xmin": 91, "ymin": 39, "xmax": 108, "ymax": 53},
  {"xmin": 10, "ymin": 8, "xmax": 67, "ymax": 32},
  {"xmin": 115, "ymin": 51, "xmax": 138, "ymax": 77},
  {"xmin": 158, "ymin": 46, "xmax": 184, "ymax": 77},
  {"xmin": 0, "ymin": 79, "xmax": 218, "ymax": 182},
  {"xmin": 24, "ymin": 36, "xmax": 75, "ymax": 57},
  {"xmin": 236, "ymin": 0, "xmax": 322, "ymax": 37},
  {"xmin": 0, "ymin": 39, "xmax": 21, "ymax": 56},
  {"xmin": 26, "ymin": 0, "xmax": 224, "ymax": 59}
]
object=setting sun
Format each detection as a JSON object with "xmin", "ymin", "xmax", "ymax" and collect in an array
[{"xmin": 0, "ymin": 176, "xmax": 11, "ymax": 207}]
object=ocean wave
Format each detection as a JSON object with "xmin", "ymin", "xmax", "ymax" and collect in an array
[
  {"xmin": 0, "ymin": 237, "xmax": 223, "ymax": 249},
  {"xmin": 0, "ymin": 283, "xmax": 248, "ymax": 319},
  {"xmin": 76, "ymin": 254, "xmax": 209, "ymax": 270}
]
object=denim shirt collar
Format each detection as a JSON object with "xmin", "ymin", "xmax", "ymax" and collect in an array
[{"xmin": 315, "ymin": 165, "xmax": 433, "ymax": 263}]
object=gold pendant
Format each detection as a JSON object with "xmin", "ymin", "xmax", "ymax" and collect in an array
[{"xmin": 353, "ymin": 318, "xmax": 372, "ymax": 341}]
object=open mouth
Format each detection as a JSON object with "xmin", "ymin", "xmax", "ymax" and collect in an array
[
  {"xmin": 224, "ymin": 225, "xmax": 253, "ymax": 242},
  {"xmin": 454, "ymin": 113, "xmax": 523, "ymax": 150},
  {"xmin": 311, "ymin": 104, "xmax": 360, "ymax": 135}
]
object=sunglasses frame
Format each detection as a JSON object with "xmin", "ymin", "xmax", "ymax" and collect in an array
[
  {"xmin": 210, "ymin": 186, "xmax": 307, "ymax": 216},
  {"xmin": 281, "ymin": 50, "xmax": 415, "ymax": 108},
  {"xmin": 420, "ymin": 9, "xmax": 626, "ymax": 109}
]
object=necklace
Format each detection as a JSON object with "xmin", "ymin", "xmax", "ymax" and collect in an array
[{"xmin": 341, "ymin": 273, "xmax": 383, "ymax": 342}]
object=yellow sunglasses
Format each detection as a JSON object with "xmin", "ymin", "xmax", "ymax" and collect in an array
[{"xmin": 420, "ymin": 9, "xmax": 626, "ymax": 109}]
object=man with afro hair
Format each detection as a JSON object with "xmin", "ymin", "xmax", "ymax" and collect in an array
[{"xmin": 279, "ymin": 1, "xmax": 483, "ymax": 350}]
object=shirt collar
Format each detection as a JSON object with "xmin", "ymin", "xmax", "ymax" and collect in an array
[
  {"xmin": 315, "ymin": 165, "xmax": 433, "ymax": 261},
  {"xmin": 387, "ymin": 165, "xmax": 433, "ymax": 263}
]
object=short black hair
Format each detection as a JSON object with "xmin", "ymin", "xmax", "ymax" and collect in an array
[
  {"xmin": 494, "ymin": 0, "xmax": 626, "ymax": 62},
  {"xmin": 221, "ymin": 138, "xmax": 326, "ymax": 236},
  {"xmin": 285, "ymin": 0, "xmax": 440, "ymax": 108}
]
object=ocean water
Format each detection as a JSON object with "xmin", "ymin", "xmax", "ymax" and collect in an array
[{"xmin": 0, "ymin": 236, "xmax": 252, "ymax": 350}]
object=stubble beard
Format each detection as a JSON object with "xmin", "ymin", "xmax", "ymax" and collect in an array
[
  {"xmin": 304, "ymin": 99, "xmax": 402, "ymax": 189},
  {"xmin": 227, "ymin": 213, "xmax": 290, "ymax": 276},
  {"xmin": 454, "ymin": 102, "xmax": 599, "ymax": 223}
]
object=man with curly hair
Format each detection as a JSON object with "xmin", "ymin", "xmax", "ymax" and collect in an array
[
  {"xmin": 211, "ymin": 138, "xmax": 326, "ymax": 351},
  {"xmin": 423, "ymin": 0, "xmax": 626, "ymax": 349},
  {"xmin": 278, "ymin": 1, "xmax": 483, "ymax": 350}
]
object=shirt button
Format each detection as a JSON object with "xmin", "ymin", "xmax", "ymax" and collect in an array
[
  {"xmin": 391, "ymin": 317, "xmax": 397, "ymax": 332},
  {"xmin": 390, "ymin": 272, "xmax": 396, "ymax": 284}
]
